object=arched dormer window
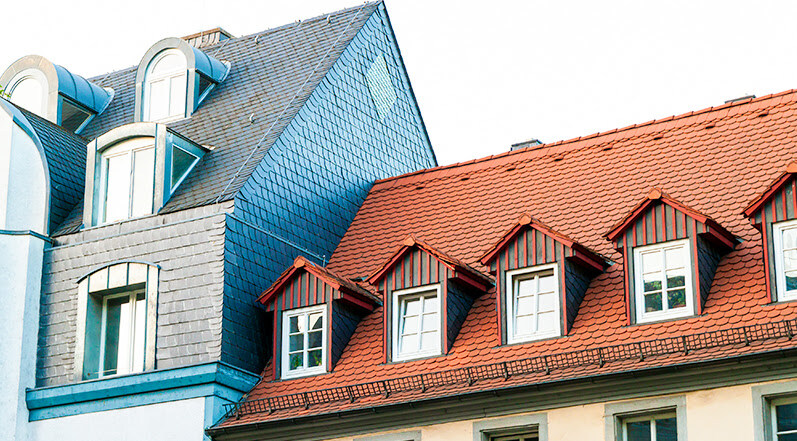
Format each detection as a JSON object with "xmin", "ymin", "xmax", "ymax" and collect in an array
[
  {"xmin": 144, "ymin": 49, "xmax": 188, "ymax": 122},
  {"xmin": 83, "ymin": 123, "xmax": 208, "ymax": 227},
  {"xmin": 134, "ymin": 38, "xmax": 229, "ymax": 123},
  {"xmin": 6, "ymin": 69, "xmax": 47, "ymax": 116}
]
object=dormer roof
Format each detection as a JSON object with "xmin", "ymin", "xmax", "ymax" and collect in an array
[
  {"xmin": 605, "ymin": 188, "xmax": 737, "ymax": 250},
  {"xmin": 480, "ymin": 213, "xmax": 607, "ymax": 272},
  {"xmin": 743, "ymin": 162, "xmax": 797, "ymax": 220}
]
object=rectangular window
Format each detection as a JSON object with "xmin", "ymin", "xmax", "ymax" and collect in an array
[
  {"xmin": 774, "ymin": 220, "xmax": 797, "ymax": 301},
  {"xmin": 505, "ymin": 264, "xmax": 560, "ymax": 344},
  {"xmin": 98, "ymin": 289, "xmax": 147, "ymax": 378},
  {"xmin": 281, "ymin": 305, "xmax": 326, "ymax": 379},
  {"xmin": 392, "ymin": 285, "xmax": 441, "ymax": 361},
  {"xmin": 633, "ymin": 239, "xmax": 693, "ymax": 323},
  {"xmin": 771, "ymin": 397, "xmax": 797, "ymax": 440},
  {"xmin": 100, "ymin": 138, "xmax": 156, "ymax": 224},
  {"xmin": 489, "ymin": 432, "xmax": 538, "ymax": 441},
  {"xmin": 621, "ymin": 413, "xmax": 678, "ymax": 441}
]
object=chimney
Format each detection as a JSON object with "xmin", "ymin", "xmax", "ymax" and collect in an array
[
  {"xmin": 510, "ymin": 139, "xmax": 543, "ymax": 152},
  {"xmin": 724, "ymin": 94, "xmax": 756, "ymax": 104},
  {"xmin": 182, "ymin": 28, "xmax": 234, "ymax": 49}
]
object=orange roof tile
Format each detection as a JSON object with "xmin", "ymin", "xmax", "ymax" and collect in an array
[{"xmin": 220, "ymin": 89, "xmax": 797, "ymax": 427}]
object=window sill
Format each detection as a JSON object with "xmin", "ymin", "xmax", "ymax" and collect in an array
[{"xmin": 280, "ymin": 368, "xmax": 328, "ymax": 381}]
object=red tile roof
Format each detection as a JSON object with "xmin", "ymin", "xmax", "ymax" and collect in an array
[
  {"xmin": 743, "ymin": 162, "xmax": 797, "ymax": 218},
  {"xmin": 219, "ymin": 89, "xmax": 797, "ymax": 427}
]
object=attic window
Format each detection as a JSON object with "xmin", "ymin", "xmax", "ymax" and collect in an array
[
  {"xmin": 60, "ymin": 98, "xmax": 93, "ymax": 133},
  {"xmin": 392, "ymin": 285, "xmax": 441, "ymax": 361},
  {"xmin": 506, "ymin": 264, "xmax": 560, "ymax": 343},
  {"xmin": 144, "ymin": 50, "xmax": 187, "ymax": 122},
  {"xmin": 281, "ymin": 305, "xmax": 327, "ymax": 379},
  {"xmin": 170, "ymin": 145, "xmax": 198, "ymax": 191},
  {"xmin": 7, "ymin": 70, "xmax": 46, "ymax": 116},
  {"xmin": 773, "ymin": 220, "xmax": 797, "ymax": 300},
  {"xmin": 365, "ymin": 54, "xmax": 397, "ymax": 120},
  {"xmin": 633, "ymin": 239, "xmax": 693, "ymax": 323},
  {"xmin": 100, "ymin": 138, "xmax": 156, "ymax": 223}
]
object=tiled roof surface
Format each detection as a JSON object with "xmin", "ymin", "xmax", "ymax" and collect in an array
[
  {"xmin": 52, "ymin": 2, "xmax": 380, "ymax": 236},
  {"xmin": 220, "ymin": 91, "xmax": 797, "ymax": 426}
]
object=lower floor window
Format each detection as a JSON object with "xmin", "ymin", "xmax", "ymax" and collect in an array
[
  {"xmin": 489, "ymin": 432, "xmax": 538, "ymax": 441},
  {"xmin": 772, "ymin": 397, "xmax": 797, "ymax": 440},
  {"xmin": 99, "ymin": 290, "xmax": 147, "ymax": 377},
  {"xmin": 622, "ymin": 413, "xmax": 677, "ymax": 441}
]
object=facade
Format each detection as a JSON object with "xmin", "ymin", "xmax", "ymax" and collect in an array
[
  {"xmin": 210, "ymin": 90, "xmax": 797, "ymax": 441},
  {"xmin": 0, "ymin": 3, "xmax": 436, "ymax": 441}
]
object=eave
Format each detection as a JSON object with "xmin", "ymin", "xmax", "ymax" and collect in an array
[{"xmin": 743, "ymin": 162, "xmax": 797, "ymax": 219}]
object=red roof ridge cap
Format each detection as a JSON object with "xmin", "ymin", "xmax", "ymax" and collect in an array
[{"xmin": 371, "ymin": 90, "xmax": 797, "ymax": 189}]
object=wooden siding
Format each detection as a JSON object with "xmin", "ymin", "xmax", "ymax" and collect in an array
[
  {"xmin": 613, "ymin": 201, "xmax": 710, "ymax": 250},
  {"xmin": 265, "ymin": 270, "xmax": 338, "ymax": 313},
  {"xmin": 493, "ymin": 226, "xmax": 599, "ymax": 342}
]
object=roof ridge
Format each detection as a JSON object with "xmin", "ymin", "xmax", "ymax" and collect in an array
[{"xmin": 372, "ymin": 89, "xmax": 797, "ymax": 188}]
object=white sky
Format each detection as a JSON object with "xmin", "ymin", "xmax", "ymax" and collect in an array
[{"xmin": 2, "ymin": 0, "xmax": 797, "ymax": 166}]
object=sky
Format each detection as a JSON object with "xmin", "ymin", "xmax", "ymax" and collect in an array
[{"xmin": 2, "ymin": 0, "xmax": 797, "ymax": 166}]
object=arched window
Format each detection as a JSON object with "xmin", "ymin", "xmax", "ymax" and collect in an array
[
  {"xmin": 144, "ymin": 50, "xmax": 187, "ymax": 122},
  {"xmin": 99, "ymin": 137, "xmax": 156, "ymax": 223},
  {"xmin": 75, "ymin": 262, "xmax": 158, "ymax": 380},
  {"xmin": 6, "ymin": 70, "xmax": 46, "ymax": 117}
]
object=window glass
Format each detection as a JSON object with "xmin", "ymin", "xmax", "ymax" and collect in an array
[
  {"xmin": 507, "ymin": 266, "xmax": 560, "ymax": 343},
  {"xmin": 394, "ymin": 288, "xmax": 440, "ymax": 360},
  {"xmin": 100, "ymin": 290, "xmax": 146, "ymax": 377},
  {"xmin": 9, "ymin": 76, "xmax": 44, "ymax": 116},
  {"xmin": 60, "ymin": 99, "xmax": 93, "ymax": 132},
  {"xmin": 103, "ymin": 153, "xmax": 132, "ymax": 223},
  {"xmin": 623, "ymin": 414, "xmax": 677, "ymax": 441},
  {"xmin": 131, "ymin": 147, "xmax": 155, "ymax": 217},
  {"xmin": 145, "ymin": 50, "xmax": 187, "ymax": 122},
  {"xmin": 489, "ymin": 433, "xmax": 538, "ymax": 441},
  {"xmin": 282, "ymin": 305, "xmax": 326, "ymax": 378},
  {"xmin": 171, "ymin": 146, "xmax": 198, "ymax": 189},
  {"xmin": 100, "ymin": 139, "xmax": 155, "ymax": 224},
  {"xmin": 634, "ymin": 239, "xmax": 692, "ymax": 323},
  {"xmin": 779, "ymin": 223, "xmax": 797, "ymax": 299},
  {"xmin": 775, "ymin": 401, "xmax": 797, "ymax": 440}
]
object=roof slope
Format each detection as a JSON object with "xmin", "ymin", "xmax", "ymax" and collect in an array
[
  {"xmin": 53, "ymin": 2, "xmax": 380, "ymax": 235},
  {"xmin": 220, "ymin": 90, "xmax": 797, "ymax": 426}
]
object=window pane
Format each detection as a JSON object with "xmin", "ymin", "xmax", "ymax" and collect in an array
[
  {"xmin": 420, "ymin": 330, "xmax": 438, "ymax": 352},
  {"xmin": 667, "ymin": 289, "xmax": 687, "ymax": 309},
  {"xmin": 784, "ymin": 228, "xmax": 797, "ymax": 250},
  {"xmin": 537, "ymin": 311, "xmax": 557, "ymax": 332},
  {"xmin": 645, "ymin": 292, "xmax": 663, "ymax": 312},
  {"xmin": 665, "ymin": 247, "xmax": 685, "ymax": 268},
  {"xmin": 644, "ymin": 276, "xmax": 662, "ymax": 293},
  {"xmin": 171, "ymin": 146, "xmax": 197, "ymax": 187},
  {"xmin": 289, "ymin": 334, "xmax": 303, "ymax": 352},
  {"xmin": 309, "ymin": 313, "xmax": 323, "ymax": 330},
  {"xmin": 169, "ymin": 74, "xmax": 186, "ymax": 117},
  {"xmin": 308, "ymin": 330, "xmax": 323, "ymax": 349},
  {"xmin": 308, "ymin": 349, "xmax": 323, "ymax": 367},
  {"xmin": 104, "ymin": 154, "xmax": 131, "ymax": 222},
  {"xmin": 402, "ymin": 315, "xmax": 419, "ymax": 334},
  {"xmin": 642, "ymin": 251, "xmax": 662, "ymax": 273},
  {"xmin": 403, "ymin": 298, "xmax": 420, "ymax": 316},
  {"xmin": 655, "ymin": 417, "xmax": 678, "ymax": 441},
  {"xmin": 626, "ymin": 420, "xmax": 651, "ymax": 441},
  {"xmin": 131, "ymin": 147, "xmax": 155, "ymax": 217},
  {"xmin": 666, "ymin": 274, "xmax": 685, "ymax": 289},
  {"xmin": 777, "ymin": 403, "xmax": 797, "ymax": 432},
  {"xmin": 538, "ymin": 292, "xmax": 557, "ymax": 312},
  {"xmin": 516, "ymin": 278, "xmax": 535, "ymax": 296},
  {"xmin": 151, "ymin": 53, "xmax": 185, "ymax": 75},
  {"xmin": 289, "ymin": 316, "xmax": 300, "ymax": 333},
  {"xmin": 10, "ymin": 77, "xmax": 43, "ymax": 115},
  {"xmin": 516, "ymin": 296, "xmax": 535, "ymax": 315},
  {"xmin": 401, "ymin": 333, "xmax": 418, "ymax": 354},
  {"xmin": 778, "ymin": 434, "xmax": 797, "ymax": 441},
  {"xmin": 103, "ymin": 296, "xmax": 130, "ymax": 376},
  {"xmin": 422, "ymin": 313, "xmax": 437, "ymax": 332},
  {"xmin": 515, "ymin": 314, "xmax": 534, "ymax": 333},
  {"xmin": 289, "ymin": 353, "xmax": 303, "ymax": 370},
  {"xmin": 423, "ymin": 295, "xmax": 438, "ymax": 313},
  {"xmin": 538, "ymin": 273, "xmax": 556, "ymax": 293},
  {"xmin": 132, "ymin": 293, "xmax": 146, "ymax": 373},
  {"xmin": 60, "ymin": 100, "xmax": 92, "ymax": 132},
  {"xmin": 148, "ymin": 79, "xmax": 169, "ymax": 121}
]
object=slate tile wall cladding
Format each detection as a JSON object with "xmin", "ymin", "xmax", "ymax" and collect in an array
[
  {"xmin": 446, "ymin": 280, "xmax": 477, "ymax": 353},
  {"xmin": 223, "ymin": 8, "xmax": 435, "ymax": 371},
  {"xmin": 697, "ymin": 236, "xmax": 723, "ymax": 307},
  {"xmin": 564, "ymin": 260, "xmax": 594, "ymax": 333},
  {"xmin": 37, "ymin": 204, "xmax": 229, "ymax": 387}
]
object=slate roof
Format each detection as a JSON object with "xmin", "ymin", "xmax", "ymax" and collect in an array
[
  {"xmin": 217, "ymin": 90, "xmax": 797, "ymax": 427},
  {"xmin": 5, "ymin": 102, "xmax": 88, "ymax": 233},
  {"xmin": 53, "ymin": 1, "xmax": 381, "ymax": 236}
]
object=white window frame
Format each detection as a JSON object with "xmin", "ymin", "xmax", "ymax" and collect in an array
[
  {"xmin": 392, "ymin": 284, "xmax": 442, "ymax": 362},
  {"xmin": 505, "ymin": 263, "xmax": 561, "ymax": 344},
  {"xmin": 773, "ymin": 219, "xmax": 797, "ymax": 301},
  {"xmin": 143, "ymin": 49, "xmax": 188, "ymax": 123},
  {"xmin": 97, "ymin": 288, "xmax": 147, "ymax": 379},
  {"xmin": 281, "ymin": 304, "xmax": 327, "ymax": 379},
  {"xmin": 98, "ymin": 138, "xmax": 156, "ymax": 224},
  {"xmin": 633, "ymin": 238, "xmax": 694, "ymax": 323},
  {"xmin": 620, "ymin": 411, "xmax": 678, "ymax": 441}
]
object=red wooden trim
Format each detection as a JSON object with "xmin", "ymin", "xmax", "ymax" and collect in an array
[
  {"xmin": 452, "ymin": 270, "xmax": 489, "ymax": 292},
  {"xmin": 743, "ymin": 167, "xmax": 796, "ymax": 218},
  {"xmin": 338, "ymin": 292, "xmax": 377, "ymax": 312}
]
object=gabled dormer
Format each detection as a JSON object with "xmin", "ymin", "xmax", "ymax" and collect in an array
[
  {"xmin": 0, "ymin": 55, "xmax": 113, "ymax": 133},
  {"xmin": 367, "ymin": 235, "xmax": 491, "ymax": 362},
  {"xmin": 135, "ymin": 37, "xmax": 230, "ymax": 123},
  {"xmin": 606, "ymin": 189, "xmax": 736, "ymax": 324},
  {"xmin": 480, "ymin": 214, "xmax": 607, "ymax": 344},
  {"xmin": 258, "ymin": 257, "xmax": 378, "ymax": 379},
  {"xmin": 82, "ymin": 123, "xmax": 208, "ymax": 227},
  {"xmin": 744, "ymin": 162, "xmax": 797, "ymax": 303}
]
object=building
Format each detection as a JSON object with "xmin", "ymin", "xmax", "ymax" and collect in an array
[
  {"xmin": 209, "ymin": 91, "xmax": 797, "ymax": 441},
  {"xmin": 0, "ymin": 2, "xmax": 436, "ymax": 440}
]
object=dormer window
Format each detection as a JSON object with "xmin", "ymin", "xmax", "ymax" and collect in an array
[
  {"xmin": 282, "ymin": 305, "xmax": 327, "ymax": 379},
  {"xmin": 772, "ymin": 220, "xmax": 797, "ymax": 300},
  {"xmin": 144, "ymin": 50, "xmax": 188, "ymax": 122},
  {"xmin": 633, "ymin": 239, "xmax": 693, "ymax": 323},
  {"xmin": 506, "ymin": 264, "xmax": 560, "ymax": 344},
  {"xmin": 392, "ymin": 285, "xmax": 441, "ymax": 361},
  {"xmin": 100, "ymin": 138, "xmax": 155, "ymax": 223},
  {"xmin": 6, "ymin": 70, "xmax": 46, "ymax": 116}
]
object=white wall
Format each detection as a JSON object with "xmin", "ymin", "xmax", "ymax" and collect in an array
[
  {"xmin": 29, "ymin": 397, "xmax": 208, "ymax": 441},
  {"xmin": 0, "ymin": 107, "xmax": 49, "ymax": 441}
]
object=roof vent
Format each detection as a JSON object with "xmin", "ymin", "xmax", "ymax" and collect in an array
[
  {"xmin": 510, "ymin": 138, "xmax": 543, "ymax": 151},
  {"xmin": 724, "ymin": 94, "xmax": 756, "ymax": 104},
  {"xmin": 182, "ymin": 28, "xmax": 233, "ymax": 49}
]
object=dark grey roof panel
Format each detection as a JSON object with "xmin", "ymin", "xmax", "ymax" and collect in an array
[{"xmin": 53, "ymin": 2, "xmax": 380, "ymax": 236}]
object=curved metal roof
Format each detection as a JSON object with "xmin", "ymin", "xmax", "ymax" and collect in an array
[
  {"xmin": 189, "ymin": 45, "xmax": 228, "ymax": 83},
  {"xmin": 53, "ymin": 64, "xmax": 113, "ymax": 114}
]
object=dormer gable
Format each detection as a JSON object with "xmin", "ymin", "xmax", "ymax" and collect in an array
[
  {"xmin": 606, "ymin": 189, "xmax": 736, "ymax": 324},
  {"xmin": 743, "ymin": 162, "xmax": 797, "ymax": 302},
  {"xmin": 257, "ymin": 257, "xmax": 378, "ymax": 379},
  {"xmin": 480, "ymin": 214, "xmax": 607, "ymax": 342},
  {"xmin": 367, "ymin": 235, "xmax": 491, "ymax": 361}
]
